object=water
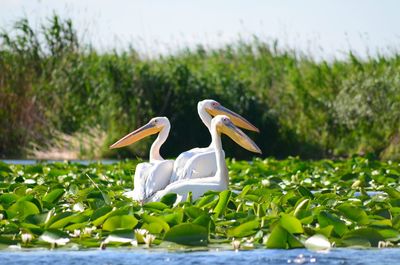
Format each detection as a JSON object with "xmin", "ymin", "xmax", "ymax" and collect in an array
[
  {"xmin": 1, "ymin": 159, "xmax": 120, "ymax": 165},
  {"xmin": 0, "ymin": 249, "xmax": 398, "ymax": 265}
]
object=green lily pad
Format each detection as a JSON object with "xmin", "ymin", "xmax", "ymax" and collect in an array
[
  {"xmin": 102, "ymin": 215, "xmax": 138, "ymax": 231},
  {"xmin": 164, "ymin": 223, "xmax": 208, "ymax": 246},
  {"xmin": 43, "ymin": 189, "xmax": 65, "ymax": 204},
  {"xmin": 227, "ymin": 220, "xmax": 259, "ymax": 238}
]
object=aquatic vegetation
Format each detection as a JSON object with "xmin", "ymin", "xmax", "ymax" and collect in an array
[{"xmin": 0, "ymin": 157, "xmax": 399, "ymax": 250}]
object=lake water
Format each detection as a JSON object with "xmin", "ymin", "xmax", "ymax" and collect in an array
[
  {"xmin": 0, "ymin": 248, "xmax": 398, "ymax": 265},
  {"xmin": 1, "ymin": 159, "xmax": 120, "ymax": 165}
]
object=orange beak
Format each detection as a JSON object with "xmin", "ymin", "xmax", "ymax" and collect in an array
[
  {"xmin": 110, "ymin": 123, "xmax": 161, "ymax": 149},
  {"xmin": 206, "ymin": 105, "xmax": 259, "ymax": 132}
]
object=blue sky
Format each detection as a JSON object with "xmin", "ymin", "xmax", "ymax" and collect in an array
[{"xmin": 1, "ymin": 0, "xmax": 399, "ymax": 59}]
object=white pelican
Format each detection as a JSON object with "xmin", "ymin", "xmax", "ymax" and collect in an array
[
  {"xmin": 169, "ymin": 99, "xmax": 259, "ymax": 183},
  {"xmin": 110, "ymin": 117, "xmax": 173, "ymax": 203},
  {"xmin": 147, "ymin": 115, "xmax": 261, "ymax": 202}
]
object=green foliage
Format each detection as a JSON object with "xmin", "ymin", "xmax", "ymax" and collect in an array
[
  {"xmin": 0, "ymin": 157, "xmax": 400, "ymax": 250},
  {"xmin": 1, "ymin": 16, "xmax": 400, "ymax": 159}
]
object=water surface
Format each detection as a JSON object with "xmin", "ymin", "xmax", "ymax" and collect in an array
[{"xmin": 0, "ymin": 248, "xmax": 398, "ymax": 265}]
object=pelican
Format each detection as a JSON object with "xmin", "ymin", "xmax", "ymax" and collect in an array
[
  {"xmin": 110, "ymin": 117, "xmax": 173, "ymax": 203},
  {"xmin": 147, "ymin": 115, "xmax": 261, "ymax": 202},
  {"xmin": 169, "ymin": 99, "xmax": 259, "ymax": 183}
]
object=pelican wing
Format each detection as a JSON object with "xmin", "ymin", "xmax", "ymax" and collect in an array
[
  {"xmin": 144, "ymin": 159, "xmax": 174, "ymax": 198},
  {"xmin": 181, "ymin": 149, "xmax": 225, "ymax": 180},
  {"xmin": 123, "ymin": 162, "xmax": 151, "ymax": 201},
  {"xmin": 170, "ymin": 147, "xmax": 211, "ymax": 182}
]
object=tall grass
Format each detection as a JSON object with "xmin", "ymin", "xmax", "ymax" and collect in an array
[{"xmin": 1, "ymin": 15, "xmax": 399, "ymax": 159}]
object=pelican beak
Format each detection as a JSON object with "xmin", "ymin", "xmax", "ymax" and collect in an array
[
  {"xmin": 219, "ymin": 121, "xmax": 262, "ymax": 154},
  {"xmin": 206, "ymin": 105, "xmax": 259, "ymax": 132},
  {"xmin": 110, "ymin": 122, "xmax": 160, "ymax": 149}
]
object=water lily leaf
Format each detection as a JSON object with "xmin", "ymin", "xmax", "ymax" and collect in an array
[
  {"xmin": 25, "ymin": 212, "xmax": 50, "ymax": 226},
  {"xmin": 50, "ymin": 214, "xmax": 88, "ymax": 229},
  {"xmin": 46, "ymin": 212, "xmax": 74, "ymax": 228},
  {"xmin": 164, "ymin": 223, "xmax": 208, "ymax": 246},
  {"xmin": 318, "ymin": 211, "xmax": 348, "ymax": 236},
  {"xmin": 102, "ymin": 215, "xmax": 138, "ymax": 231},
  {"xmin": 384, "ymin": 187, "xmax": 400, "ymax": 199},
  {"xmin": 91, "ymin": 206, "xmax": 113, "ymax": 226},
  {"xmin": 316, "ymin": 225, "xmax": 334, "ymax": 237},
  {"xmin": 184, "ymin": 206, "xmax": 206, "ymax": 219},
  {"xmin": 0, "ymin": 162, "xmax": 12, "ymax": 173},
  {"xmin": 342, "ymin": 228, "xmax": 384, "ymax": 247},
  {"xmin": 280, "ymin": 214, "xmax": 304, "ymax": 234},
  {"xmin": 160, "ymin": 211, "xmax": 183, "ymax": 226},
  {"xmin": 195, "ymin": 194, "xmax": 218, "ymax": 208},
  {"xmin": 287, "ymin": 232, "xmax": 303, "ymax": 248},
  {"xmin": 7, "ymin": 200, "xmax": 40, "ymax": 219},
  {"xmin": 142, "ymin": 222, "xmax": 163, "ymax": 234},
  {"xmin": 376, "ymin": 227, "xmax": 400, "ymax": 240},
  {"xmin": 227, "ymin": 220, "xmax": 259, "ymax": 238},
  {"xmin": 43, "ymin": 189, "xmax": 65, "ymax": 204},
  {"xmin": 160, "ymin": 193, "xmax": 177, "ymax": 206},
  {"xmin": 341, "ymin": 172, "xmax": 357, "ymax": 181},
  {"xmin": 0, "ymin": 193, "xmax": 18, "ymax": 207},
  {"xmin": 143, "ymin": 202, "xmax": 168, "ymax": 211},
  {"xmin": 0, "ymin": 236, "xmax": 18, "ymax": 246},
  {"xmin": 266, "ymin": 224, "xmax": 287, "ymax": 249},
  {"xmin": 193, "ymin": 214, "xmax": 211, "ymax": 229},
  {"xmin": 24, "ymin": 165, "xmax": 43, "ymax": 174},
  {"xmin": 214, "ymin": 190, "xmax": 231, "ymax": 217},
  {"xmin": 142, "ymin": 214, "xmax": 170, "ymax": 232},
  {"xmin": 337, "ymin": 203, "xmax": 369, "ymax": 225},
  {"xmin": 297, "ymin": 186, "xmax": 314, "ymax": 198},
  {"xmin": 64, "ymin": 222, "xmax": 88, "ymax": 231}
]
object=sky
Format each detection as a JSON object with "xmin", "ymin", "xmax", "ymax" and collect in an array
[{"xmin": 1, "ymin": 0, "xmax": 400, "ymax": 59}]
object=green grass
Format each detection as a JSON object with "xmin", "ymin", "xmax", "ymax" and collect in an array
[
  {"xmin": 0, "ymin": 157, "xmax": 399, "ymax": 250},
  {"xmin": 1, "ymin": 15, "xmax": 400, "ymax": 160}
]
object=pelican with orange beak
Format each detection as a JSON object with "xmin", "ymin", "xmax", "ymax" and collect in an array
[
  {"xmin": 148, "ymin": 115, "xmax": 261, "ymax": 202},
  {"xmin": 110, "ymin": 117, "xmax": 173, "ymax": 203},
  {"xmin": 169, "ymin": 99, "xmax": 259, "ymax": 183}
]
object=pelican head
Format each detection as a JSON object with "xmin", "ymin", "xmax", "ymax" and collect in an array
[
  {"xmin": 213, "ymin": 115, "xmax": 262, "ymax": 154},
  {"xmin": 110, "ymin": 117, "xmax": 169, "ymax": 149},
  {"xmin": 199, "ymin": 99, "xmax": 259, "ymax": 132}
]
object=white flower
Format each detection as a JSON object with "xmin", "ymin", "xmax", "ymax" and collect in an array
[
  {"xmin": 83, "ymin": 226, "xmax": 96, "ymax": 236},
  {"xmin": 0, "ymin": 213, "xmax": 3, "ymax": 220},
  {"xmin": 21, "ymin": 233, "xmax": 33, "ymax": 244},
  {"xmin": 371, "ymin": 170, "xmax": 379, "ymax": 176},
  {"xmin": 231, "ymin": 239, "xmax": 241, "ymax": 251},
  {"xmin": 143, "ymin": 234, "xmax": 156, "ymax": 247},
  {"xmin": 304, "ymin": 234, "xmax": 331, "ymax": 251},
  {"xmin": 71, "ymin": 229, "xmax": 81, "ymax": 238},
  {"xmin": 378, "ymin": 241, "xmax": 394, "ymax": 248},
  {"xmin": 261, "ymin": 179, "xmax": 270, "ymax": 186},
  {"xmin": 73, "ymin": 202, "xmax": 85, "ymax": 212},
  {"xmin": 134, "ymin": 229, "xmax": 149, "ymax": 244}
]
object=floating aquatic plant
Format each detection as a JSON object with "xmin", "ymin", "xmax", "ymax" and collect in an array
[{"xmin": 0, "ymin": 157, "xmax": 399, "ymax": 250}]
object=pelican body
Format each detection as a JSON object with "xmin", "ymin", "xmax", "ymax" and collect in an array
[
  {"xmin": 169, "ymin": 99, "xmax": 259, "ymax": 183},
  {"xmin": 148, "ymin": 115, "xmax": 261, "ymax": 202},
  {"xmin": 110, "ymin": 117, "xmax": 173, "ymax": 203}
]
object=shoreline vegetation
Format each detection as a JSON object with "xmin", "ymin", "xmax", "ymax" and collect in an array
[{"xmin": 1, "ymin": 15, "xmax": 399, "ymax": 160}]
